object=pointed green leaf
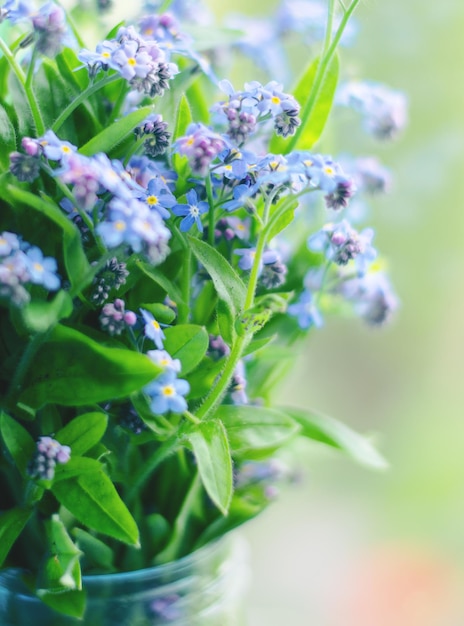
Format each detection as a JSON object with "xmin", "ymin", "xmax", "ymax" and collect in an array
[
  {"xmin": 19, "ymin": 290, "xmax": 73, "ymax": 334},
  {"xmin": 72, "ymin": 528, "xmax": 115, "ymax": 571},
  {"xmin": 133, "ymin": 259, "xmax": 184, "ymax": 305},
  {"xmin": 188, "ymin": 236, "xmax": 246, "ymax": 318},
  {"xmin": 172, "ymin": 94, "xmax": 193, "ymax": 194},
  {"xmin": 55, "ymin": 412, "xmax": 108, "ymax": 457},
  {"xmin": 163, "ymin": 324, "xmax": 209, "ymax": 374},
  {"xmin": 37, "ymin": 515, "xmax": 85, "ymax": 619},
  {"xmin": 52, "ymin": 471, "xmax": 140, "ymax": 546},
  {"xmin": 281, "ymin": 406, "xmax": 388, "ymax": 469},
  {"xmin": 187, "ymin": 420, "xmax": 233, "ymax": 515},
  {"xmin": 0, "ymin": 508, "xmax": 33, "ymax": 567},
  {"xmin": 271, "ymin": 53, "xmax": 340, "ymax": 153},
  {"xmin": 216, "ymin": 405, "xmax": 300, "ymax": 458},
  {"xmin": 17, "ymin": 324, "xmax": 162, "ymax": 409},
  {"xmin": 0, "ymin": 104, "xmax": 16, "ymax": 169},
  {"xmin": 0, "ymin": 412, "xmax": 35, "ymax": 474},
  {"xmin": 79, "ymin": 105, "xmax": 154, "ymax": 156}
]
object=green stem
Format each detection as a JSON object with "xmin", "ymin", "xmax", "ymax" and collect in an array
[
  {"xmin": 179, "ymin": 246, "xmax": 191, "ymax": 324},
  {"xmin": 51, "ymin": 73, "xmax": 120, "ymax": 133},
  {"xmin": 0, "ymin": 36, "xmax": 45, "ymax": 136},
  {"xmin": 54, "ymin": 0, "xmax": 86, "ymax": 48},
  {"xmin": 286, "ymin": 0, "xmax": 360, "ymax": 153},
  {"xmin": 206, "ymin": 174, "xmax": 215, "ymax": 246},
  {"xmin": 154, "ymin": 472, "xmax": 202, "ymax": 563},
  {"xmin": 195, "ymin": 192, "xmax": 275, "ymax": 420},
  {"xmin": 108, "ymin": 81, "xmax": 129, "ymax": 125},
  {"xmin": 127, "ymin": 436, "xmax": 179, "ymax": 503}
]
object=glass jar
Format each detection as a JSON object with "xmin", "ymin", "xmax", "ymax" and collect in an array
[{"xmin": 0, "ymin": 534, "xmax": 249, "ymax": 626}]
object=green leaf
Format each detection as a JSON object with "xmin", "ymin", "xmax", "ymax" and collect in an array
[
  {"xmin": 281, "ymin": 406, "xmax": 388, "ymax": 470},
  {"xmin": 139, "ymin": 302, "xmax": 176, "ymax": 325},
  {"xmin": 37, "ymin": 515, "xmax": 85, "ymax": 619},
  {"xmin": 163, "ymin": 324, "xmax": 209, "ymax": 375},
  {"xmin": 52, "ymin": 471, "xmax": 140, "ymax": 546},
  {"xmin": 4, "ymin": 186, "xmax": 92, "ymax": 293},
  {"xmin": 19, "ymin": 290, "xmax": 73, "ymax": 334},
  {"xmin": 195, "ymin": 486, "xmax": 269, "ymax": 548},
  {"xmin": 79, "ymin": 105, "xmax": 154, "ymax": 156},
  {"xmin": 187, "ymin": 420, "xmax": 233, "ymax": 515},
  {"xmin": 132, "ymin": 259, "xmax": 184, "ymax": 305},
  {"xmin": 270, "ymin": 53, "xmax": 340, "ymax": 153},
  {"xmin": 17, "ymin": 324, "xmax": 162, "ymax": 409},
  {"xmin": 242, "ymin": 334, "xmax": 276, "ymax": 357},
  {"xmin": 72, "ymin": 528, "xmax": 115, "ymax": 572},
  {"xmin": 0, "ymin": 412, "xmax": 35, "ymax": 474},
  {"xmin": 54, "ymin": 457, "xmax": 106, "ymax": 482},
  {"xmin": 185, "ymin": 357, "xmax": 224, "ymax": 400},
  {"xmin": 216, "ymin": 405, "xmax": 300, "ymax": 458},
  {"xmin": 0, "ymin": 104, "xmax": 17, "ymax": 169},
  {"xmin": 266, "ymin": 197, "xmax": 298, "ymax": 241},
  {"xmin": 55, "ymin": 412, "xmax": 108, "ymax": 457},
  {"xmin": 0, "ymin": 508, "xmax": 33, "ymax": 567},
  {"xmin": 188, "ymin": 236, "xmax": 246, "ymax": 319},
  {"xmin": 172, "ymin": 94, "xmax": 193, "ymax": 195}
]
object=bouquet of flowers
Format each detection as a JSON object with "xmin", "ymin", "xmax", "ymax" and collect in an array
[{"xmin": 0, "ymin": 0, "xmax": 405, "ymax": 618}]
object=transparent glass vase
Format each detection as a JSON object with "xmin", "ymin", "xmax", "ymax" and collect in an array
[{"xmin": 0, "ymin": 534, "xmax": 249, "ymax": 626}]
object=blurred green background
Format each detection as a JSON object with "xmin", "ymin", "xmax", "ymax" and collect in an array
[{"xmin": 212, "ymin": 0, "xmax": 464, "ymax": 624}]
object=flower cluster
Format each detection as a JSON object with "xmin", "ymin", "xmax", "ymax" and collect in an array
[
  {"xmin": 27, "ymin": 436, "xmax": 71, "ymax": 481},
  {"xmin": 79, "ymin": 24, "xmax": 178, "ymax": 95},
  {"xmin": 0, "ymin": 231, "xmax": 60, "ymax": 305}
]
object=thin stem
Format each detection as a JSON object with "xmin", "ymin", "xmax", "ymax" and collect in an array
[
  {"xmin": 154, "ymin": 473, "xmax": 202, "ymax": 563},
  {"xmin": 54, "ymin": 0, "xmax": 86, "ymax": 49},
  {"xmin": 183, "ymin": 410, "xmax": 201, "ymax": 425},
  {"xmin": 206, "ymin": 175, "xmax": 215, "ymax": 246},
  {"xmin": 51, "ymin": 73, "xmax": 120, "ymax": 133},
  {"xmin": 179, "ymin": 246, "xmax": 191, "ymax": 324},
  {"xmin": 195, "ymin": 191, "xmax": 276, "ymax": 420},
  {"xmin": 108, "ymin": 81, "xmax": 129, "ymax": 125},
  {"xmin": 195, "ymin": 334, "xmax": 248, "ymax": 420},
  {"xmin": 126, "ymin": 435, "xmax": 179, "ymax": 503},
  {"xmin": 286, "ymin": 0, "xmax": 361, "ymax": 153},
  {"xmin": 25, "ymin": 46, "xmax": 38, "ymax": 89},
  {"xmin": 0, "ymin": 36, "xmax": 45, "ymax": 136}
]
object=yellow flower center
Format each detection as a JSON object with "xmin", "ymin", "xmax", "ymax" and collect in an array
[
  {"xmin": 115, "ymin": 220, "xmax": 126, "ymax": 231},
  {"xmin": 147, "ymin": 195, "xmax": 158, "ymax": 205},
  {"xmin": 128, "ymin": 57, "xmax": 137, "ymax": 67},
  {"xmin": 162, "ymin": 385, "xmax": 175, "ymax": 397},
  {"xmin": 33, "ymin": 262, "xmax": 44, "ymax": 272},
  {"xmin": 323, "ymin": 165, "xmax": 335, "ymax": 176},
  {"xmin": 271, "ymin": 96, "xmax": 281, "ymax": 105},
  {"xmin": 152, "ymin": 320, "xmax": 160, "ymax": 330}
]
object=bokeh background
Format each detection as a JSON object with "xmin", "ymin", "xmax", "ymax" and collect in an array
[{"xmin": 223, "ymin": 0, "xmax": 464, "ymax": 624}]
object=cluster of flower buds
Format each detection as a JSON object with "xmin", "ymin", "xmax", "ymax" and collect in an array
[
  {"xmin": 78, "ymin": 25, "xmax": 178, "ymax": 96},
  {"xmin": 99, "ymin": 299, "xmax": 137, "ymax": 336},
  {"xmin": 211, "ymin": 79, "xmax": 301, "ymax": 144},
  {"xmin": 27, "ymin": 436, "xmax": 71, "ymax": 481}
]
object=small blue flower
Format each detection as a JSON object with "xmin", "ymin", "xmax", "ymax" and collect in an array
[
  {"xmin": 141, "ymin": 308, "xmax": 165, "ymax": 349},
  {"xmin": 0, "ymin": 232, "xmax": 20, "ymax": 257},
  {"xmin": 287, "ymin": 291, "xmax": 323, "ymax": 330},
  {"xmin": 143, "ymin": 178, "xmax": 177, "ymax": 219},
  {"xmin": 221, "ymin": 183, "xmax": 257, "ymax": 212},
  {"xmin": 144, "ymin": 369, "xmax": 190, "ymax": 415},
  {"xmin": 24, "ymin": 247, "xmax": 60, "ymax": 291},
  {"xmin": 172, "ymin": 189, "xmax": 208, "ymax": 232},
  {"xmin": 147, "ymin": 349, "xmax": 181, "ymax": 373}
]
